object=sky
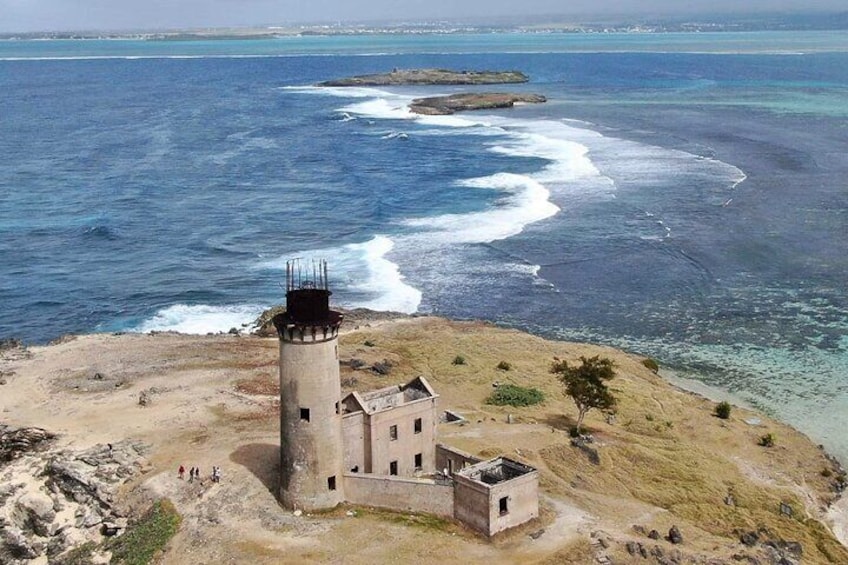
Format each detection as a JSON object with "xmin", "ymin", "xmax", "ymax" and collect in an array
[{"xmin": 0, "ymin": 0, "xmax": 845, "ymax": 33}]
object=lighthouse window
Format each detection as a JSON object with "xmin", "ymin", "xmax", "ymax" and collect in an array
[
  {"xmin": 414, "ymin": 453, "xmax": 422, "ymax": 470},
  {"xmin": 328, "ymin": 476, "xmax": 337, "ymax": 491},
  {"xmin": 389, "ymin": 425, "xmax": 398, "ymax": 441},
  {"xmin": 390, "ymin": 461, "xmax": 398, "ymax": 475},
  {"xmin": 300, "ymin": 408, "xmax": 310, "ymax": 422},
  {"xmin": 414, "ymin": 418, "xmax": 422, "ymax": 434}
]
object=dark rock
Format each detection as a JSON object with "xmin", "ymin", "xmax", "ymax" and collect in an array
[
  {"xmin": 345, "ymin": 358, "xmax": 366, "ymax": 370},
  {"xmin": 740, "ymin": 530, "xmax": 759, "ymax": 547},
  {"xmin": 528, "ymin": 528, "xmax": 545, "ymax": 540},
  {"xmin": 92, "ymin": 372, "xmax": 104, "ymax": 380},
  {"xmin": 632, "ymin": 524, "xmax": 647, "ymax": 536},
  {"xmin": 0, "ymin": 426, "xmax": 57, "ymax": 462},
  {"xmin": 228, "ymin": 327, "xmax": 239, "ymax": 335},
  {"xmin": 371, "ymin": 360, "xmax": 392, "ymax": 376},
  {"xmin": 648, "ymin": 529, "xmax": 661, "ymax": 540},
  {"xmin": 668, "ymin": 525, "xmax": 683, "ymax": 544},
  {"xmin": 138, "ymin": 390, "xmax": 151, "ymax": 406},
  {"xmin": 731, "ymin": 554, "xmax": 762, "ymax": 564},
  {"xmin": 2, "ymin": 526, "xmax": 41, "ymax": 559},
  {"xmin": 319, "ymin": 68, "xmax": 529, "ymax": 87},
  {"xmin": 626, "ymin": 541, "xmax": 638, "ymax": 555},
  {"xmin": 0, "ymin": 338, "xmax": 23, "ymax": 351},
  {"xmin": 764, "ymin": 540, "xmax": 802, "ymax": 560},
  {"xmin": 639, "ymin": 544, "xmax": 649, "ymax": 558},
  {"xmin": 570, "ymin": 439, "xmax": 601, "ymax": 465},
  {"xmin": 409, "ymin": 92, "xmax": 546, "ymax": 115}
]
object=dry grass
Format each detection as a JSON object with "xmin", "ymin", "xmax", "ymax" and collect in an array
[
  {"xmin": 235, "ymin": 373, "xmax": 279, "ymax": 396},
  {"xmin": 337, "ymin": 317, "xmax": 848, "ymax": 564},
  {"xmin": 5, "ymin": 318, "xmax": 846, "ymax": 564}
]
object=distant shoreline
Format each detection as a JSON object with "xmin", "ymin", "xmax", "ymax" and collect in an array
[{"xmin": 5, "ymin": 12, "xmax": 848, "ymax": 41}]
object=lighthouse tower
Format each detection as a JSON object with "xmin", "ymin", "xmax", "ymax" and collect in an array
[{"xmin": 272, "ymin": 260, "xmax": 345, "ymax": 511}]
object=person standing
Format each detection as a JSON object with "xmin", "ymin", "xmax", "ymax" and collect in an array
[{"xmin": 178, "ymin": 465, "xmax": 185, "ymax": 480}]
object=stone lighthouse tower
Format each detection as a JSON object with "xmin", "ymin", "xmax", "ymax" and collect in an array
[{"xmin": 272, "ymin": 259, "xmax": 345, "ymax": 511}]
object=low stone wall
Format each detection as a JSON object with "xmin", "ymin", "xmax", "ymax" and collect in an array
[{"xmin": 343, "ymin": 473, "xmax": 454, "ymax": 517}]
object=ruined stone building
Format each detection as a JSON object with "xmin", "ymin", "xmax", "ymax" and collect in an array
[{"xmin": 272, "ymin": 261, "xmax": 539, "ymax": 537}]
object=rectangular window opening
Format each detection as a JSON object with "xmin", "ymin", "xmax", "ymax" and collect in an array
[
  {"xmin": 414, "ymin": 418, "xmax": 422, "ymax": 434},
  {"xmin": 350, "ymin": 466, "xmax": 359, "ymax": 473},
  {"xmin": 389, "ymin": 424, "xmax": 398, "ymax": 441},
  {"xmin": 328, "ymin": 476, "xmax": 336, "ymax": 491},
  {"xmin": 499, "ymin": 496, "xmax": 509, "ymax": 516},
  {"xmin": 389, "ymin": 461, "xmax": 398, "ymax": 476},
  {"xmin": 414, "ymin": 453, "xmax": 422, "ymax": 470},
  {"xmin": 299, "ymin": 407, "xmax": 310, "ymax": 422},
  {"xmin": 335, "ymin": 401, "xmax": 340, "ymax": 415}
]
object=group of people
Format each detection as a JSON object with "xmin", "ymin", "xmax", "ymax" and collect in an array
[{"xmin": 177, "ymin": 464, "xmax": 222, "ymax": 484}]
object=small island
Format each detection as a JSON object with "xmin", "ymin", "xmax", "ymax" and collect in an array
[
  {"xmin": 318, "ymin": 68, "xmax": 529, "ymax": 87},
  {"xmin": 409, "ymin": 92, "xmax": 546, "ymax": 115}
]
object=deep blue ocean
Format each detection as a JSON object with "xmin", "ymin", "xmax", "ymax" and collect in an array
[{"xmin": 1, "ymin": 32, "xmax": 847, "ymax": 460}]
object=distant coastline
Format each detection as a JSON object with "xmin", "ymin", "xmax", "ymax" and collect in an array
[{"xmin": 3, "ymin": 11, "xmax": 848, "ymax": 41}]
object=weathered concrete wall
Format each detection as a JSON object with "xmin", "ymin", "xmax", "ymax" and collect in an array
[
  {"xmin": 279, "ymin": 335, "xmax": 345, "ymax": 511},
  {"xmin": 341, "ymin": 411, "xmax": 366, "ymax": 473},
  {"xmin": 343, "ymin": 474, "xmax": 454, "ymax": 517},
  {"xmin": 367, "ymin": 397, "xmax": 437, "ymax": 476},
  {"xmin": 436, "ymin": 444, "xmax": 481, "ymax": 476},
  {"xmin": 452, "ymin": 458, "xmax": 540, "ymax": 536},
  {"xmin": 452, "ymin": 474, "xmax": 491, "ymax": 534},
  {"xmin": 487, "ymin": 470, "xmax": 539, "ymax": 535}
]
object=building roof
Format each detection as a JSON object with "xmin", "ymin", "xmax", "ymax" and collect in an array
[
  {"xmin": 341, "ymin": 376, "xmax": 437, "ymax": 415},
  {"xmin": 456, "ymin": 457, "xmax": 537, "ymax": 486}
]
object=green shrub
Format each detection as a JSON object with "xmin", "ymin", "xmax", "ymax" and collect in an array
[
  {"xmin": 641, "ymin": 358, "xmax": 660, "ymax": 373},
  {"xmin": 106, "ymin": 499, "xmax": 181, "ymax": 565},
  {"xmin": 645, "ymin": 413, "xmax": 655, "ymax": 422},
  {"xmin": 485, "ymin": 384, "xmax": 544, "ymax": 407},
  {"xmin": 758, "ymin": 433, "xmax": 776, "ymax": 447},
  {"xmin": 714, "ymin": 401, "xmax": 732, "ymax": 419},
  {"xmin": 363, "ymin": 340, "xmax": 375, "ymax": 347},
  {"xmin": 822, "ymin": 468, "xmax": 833, "ymax": 478},
  {"xmin": 452, "ymin": 355, "xmax": 466, "ymax": 365},
  {"xmin": 568, "ymin": 426, "xmax": 581, "ymax": 438},
  {"xmin": 496, "ymin": 360, "xmax": 512, "ymax": 371}
]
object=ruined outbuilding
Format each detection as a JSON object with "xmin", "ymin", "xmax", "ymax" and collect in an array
[{"xmin": 272, "ymin": 260, "xmax": 539, "ymax": 536}]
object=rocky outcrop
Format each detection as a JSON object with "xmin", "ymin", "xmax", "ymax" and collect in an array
[
  {"xmin": 0, "ymin": 427, "xmax": 56, "ymax": 463},
  {"xmin": 409, "ymin": 93, "xmax": 546, "ymax": 115},
  {"xmin": 0, "ymin": 438, "xmax": 148, "ymax": 564},
  {"xmin": 318, "ymin": 68, "xmax": 528, "ymax": 87}
]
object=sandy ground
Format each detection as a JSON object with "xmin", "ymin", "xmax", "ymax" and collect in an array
[{"xmin": 2, "ymin": 317, "xmax": 847, "ymax": 563}]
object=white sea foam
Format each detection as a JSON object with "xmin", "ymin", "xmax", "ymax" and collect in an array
[
  {"xmin": 404, "ymin": 173, "xmax": 559, "ymax": 244},
  {"xmin": 281, "ymin": 85, "xmax": 391, "ymax": 99},
  {"xmin": 258, "ymin": 235, "xmax": 421, "ymax": 314},
  {"xmin": 133, "ymin": 304, "xmax": 264, "ymax": 334},
  {"xmin": 281, "ymin": 84, "xmax": 745, "ymax": 313},
  {"xmin": 339, "ymin": 97, "xmax": 417, "ymax": 121}
]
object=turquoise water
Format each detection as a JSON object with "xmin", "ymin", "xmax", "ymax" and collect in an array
[
  {"xmin": 3, "ymin": 30, "xmax": 848, "ymax": 59},
  {"xmin": 1, "ymin": 31, "xmax": 846, "ymax": 462}
]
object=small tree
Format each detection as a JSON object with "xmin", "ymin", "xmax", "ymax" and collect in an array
[{"xmin": 551, "ymin": 355, "xmax": 616, "ymax": 435}]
